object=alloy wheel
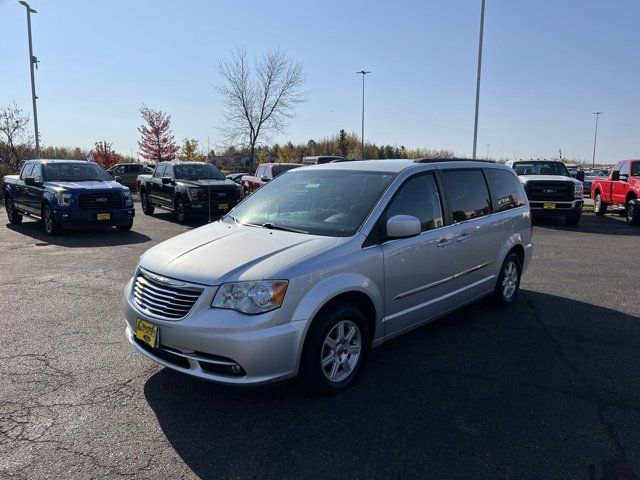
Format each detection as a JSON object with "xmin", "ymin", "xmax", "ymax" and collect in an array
[
  {"xmin": 321, "ymin": 320, "xmax": 361, "ymax": 383},
  {"xmin": 501, "ymin": 260, "xmax": 519, "ymax": 300},
  {"xmin": 44, "ymin": 207, "xmax": 53, "ymax": 233}
]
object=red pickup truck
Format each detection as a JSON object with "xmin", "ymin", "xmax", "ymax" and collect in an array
[
  {"xmin": 241, "ymin": 162, "xmax": 301, "ymax": 195},
  {"xmin": 591, "ymin": 159, "xmax": 640, "ymax": 225}
]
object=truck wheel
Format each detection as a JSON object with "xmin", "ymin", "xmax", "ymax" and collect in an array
[
  {"xmin": 594, "ymin": 193, "xmax": 607, "ymax": 216},
  {"xmin": 4, "ymin": 196, "xmax": 23, "ymax": 224},
  {"xmin": 493, "ymin": 252, "xmax": 522, "ymax": 306},
  {"xmin": 141, "ymin": 192, "xmax": 154, "ymax": 215},
  {"xmin": 627, "ymin": 199, "xmax": 640, "ymax": 226},
  {"xmin": 565, "ymin": 215, "xmax": 581, "ymax": 226},
  {"xmin": 174, "ymin": 199, "xmax": 188, "ymax": 224},
  {"xmin": 116, "ymin": 221, "xmax": 133, "ymax": 231},
  {"xmin": 300, "ymin": 302, "xmax": 369, "ymax": 394},
  {"xmin": 42, "ymin": 205, "xmax": 60, "ymax": 235}
]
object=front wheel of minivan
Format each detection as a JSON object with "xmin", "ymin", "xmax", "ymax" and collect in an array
[
  {"xmin": 300, "ymin": 303, "xmax": 369, "ymax": 394},
  {"xmin": 493, "ymin": 252, "xmax": 522, "ymax": 307}
]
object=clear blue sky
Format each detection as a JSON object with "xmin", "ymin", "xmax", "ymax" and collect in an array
[{"xmin": 1, "ymin": 0, "xmax": 639, "ymax": 162}]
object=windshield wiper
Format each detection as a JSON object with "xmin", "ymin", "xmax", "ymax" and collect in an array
[{"xmin": 261, "ymin": 223, "xmax": 308, "ymax": 234}]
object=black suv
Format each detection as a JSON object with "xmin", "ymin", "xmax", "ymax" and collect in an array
[{"xmin": 139, "ymin": 162, "xmax": 244, "ymax": 223}]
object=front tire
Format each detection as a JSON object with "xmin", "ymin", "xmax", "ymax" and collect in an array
[
  {"xmin": 565, "ymin": 215, "xmax": 581, "ymax": 226},
  {"xmin": 493, "ymin": 252, "xmax": 522, "ymax": 306},
  {"xmin": 594, "ymin": 193, "xmax": 607, "ymax": 216},
  {"xmin": 141, "ymin": 192, "xmax": 154, "ymax": 215},
  {"xmin": 627, "ymin": 199, "xmax": 640, "ymax": 226},
  {"xmin": 42, "ymin": 204, "xmax": 60, "ymax": 235},
  {"xmin": 4, "ymin": 196, "xmax": 23, "ymax": 224},
  {"xmin": 300, "ymin": 303, "xmax": 369, "ymax": 394},
  {"xmin": 116, "ymin": 221, "xmax": 133, "ymax": 231},
  {"xmin": 174, "ymin": 198, "xmax": 188, "ymax": 224}
]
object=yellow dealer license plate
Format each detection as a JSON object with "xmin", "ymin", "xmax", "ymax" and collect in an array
[
  {"xmin": 97, "ymin": 213, "xmax": 111, "ymax": 220},
  {"xmin": 136, "ymin": 319, "xmax": 158, "ymax": 348},
  {"xmin": 543, "ymin": 203, "xmax": 556, "ymax": 210},
  {"xmin": 218, "ymin": 203, "xmax": 228, "ymax": 210}
]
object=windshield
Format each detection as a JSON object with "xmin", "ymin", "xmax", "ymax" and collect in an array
[
  {"xmin": 43, "ymin": 162, "xmax": 112, "ymax": 182},
  {"xmin": 512, "ymin": 161, "xmax": 570, "ymax": 177},
  {"xmin": 174, "ymin": 164, "xmax": 225, "ymax": 180},
  {"xmin": 230, "ymin": 169, "xmax": 396, "ymax": 236},
  {"xmin": 272, "ymin": 164, "xmax": 301, "ymax": 177}
]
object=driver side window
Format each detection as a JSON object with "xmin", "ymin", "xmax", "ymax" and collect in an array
[
  {"xmin": 31, "ymin": 164, "xmax": 43, "ymax": 183},
  {"xmin": 385, "ymin": 173, "xmax": 444, "ymax": 232},
  {"xmin": 619, "ymin": 162, "xmax": 630, "ymax": 177},
  {"xmin": 20, "ymin": 163, "xmax": 34, "ymax": 179}
]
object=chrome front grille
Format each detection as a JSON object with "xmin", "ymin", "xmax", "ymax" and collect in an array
[{"xmin": 133, "ymin": 269, "xmax": 204, "ymax": 320}]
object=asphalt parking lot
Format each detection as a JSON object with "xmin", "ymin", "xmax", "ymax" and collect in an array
[{"xmin": 1, "ymin": 206, "xmax": 639, "ymax": 480}]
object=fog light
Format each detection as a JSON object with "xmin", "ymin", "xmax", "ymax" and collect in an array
[{"xmin": 231, "ymin": 364, "xmax": 242, "ymax": 374}]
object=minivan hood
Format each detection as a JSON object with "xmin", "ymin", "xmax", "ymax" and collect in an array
[
  {"xmin": 518, "ymin": 175, "xmax": 579, "ymax": 184},
  {"xmin": 139, "ymin": 222, "xmax": 338, "ymax": 285}
]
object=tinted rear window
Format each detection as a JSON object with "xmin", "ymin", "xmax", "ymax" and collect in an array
[
  {"xmin": 441, "ymin": 169, "xmax": 492, "ymax": 222},
  {"xmin": 485, "ymin": 169, "xmax": 527, "ymax": 212}
]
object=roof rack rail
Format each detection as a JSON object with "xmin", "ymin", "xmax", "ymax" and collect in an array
[{"xmin": 413, "ymin": 157, "xmax": 496, "ymax": 164}]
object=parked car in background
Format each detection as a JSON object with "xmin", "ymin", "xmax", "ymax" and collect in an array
[
  {"xmin": 241, "ymin": 162, "xmax": 301, "ymax": 195},
  {"xmin": 106, "ymin": 163, "xmax": 154, "ymax": 189},
  {"xmin": 582, "ymin": 169, "xmax": 606, "ymax": 197},
  {"xmin": 3, "ymin": 159, "xmax": 135, "ymax": 234},
  {"xmin": 505, "ymin": 159, "xmax": 584, "ymax": 225},
  {"xmin": 123, "ymin": 159, "xmax": 532, "ymax": 393},
  {"xmin": 302, "ymin": 156, "xmax": 346, "ymax": 165},
  {"xmin": 138, "ymin": 161, "xmax": 244, "ymax": 224},
  {"xmin": 226, "ymin": 172, "xmax": 247, "ymax": 184},
  {"xmin": 591, "ymin": 159, "xmax": 640, "ymax": 225}
]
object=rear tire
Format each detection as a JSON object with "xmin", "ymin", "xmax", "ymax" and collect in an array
[
  {"xmin": 141, "ymin": 192, "xmax": 154, "ymax": 215},
  {"xmin": 300, "ymin": 303, "xmax": 369, "ymax": 394},
  {"xmin": 594, "ymin": 193, "xmax": 607, "ymax": 216},
  {"xmin": 627, "ymin": 199, "xmax": 640, "ymax": 226},
  {"xmin": 4, "ymin": 196, "xmax": 23, "ymax": 224},
  {"xmin": 42, "ymin": 204, "xmax": 60, "ymax": 235},
  {"xmin": 493, "ymin": 252, "xmax": 522, "ymax": 307},
  {"xmin": 565, "ymin": 215, "xmax": 581, "ymax": 226}
]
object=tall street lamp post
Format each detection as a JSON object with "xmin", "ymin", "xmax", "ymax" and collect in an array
[
  {"xmin": 592, "ymin": 112, "xmax": 602, "ymax": 168},
  {"xmin": 357, "ymin": 70, "xmax": 370, "ymax": 160},
  {"xmin": 472, "ymin": 0, "xmax": 486, "ymax": 159},
  {"xmin": 19, "ymin": 0, "xmax": 40, "ymax": 158}
]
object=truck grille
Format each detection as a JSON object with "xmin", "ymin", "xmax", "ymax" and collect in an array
[
  {"xmin": 78, "ymin": 192, "xmax": 122, "ymax": 211},
  {"xmin": 526, "ymin": 182, "xmax": 573, "ymax": 201},
  {"xmin": 202, "ymin": 188, "xmax": 241, "ymax": 201},
  {"xmin": 133, "ymin": 270, "xmax": 204, "ymax": 320}
]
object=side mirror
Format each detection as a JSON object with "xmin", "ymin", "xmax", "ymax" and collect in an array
[
  {"xmin": 611, "ymin": 171, "xmax": 620, "ymax": 181},
  {"xmin": 114, "ymin": 176, "xmax": 123, "ymax": 184},
  {"xmin": 261, "ymin": 176, "xmax": 270, "ymax": 182},
  {"xmin": 161, "ymin": 176, "xmax": 173, "ymax": 184},
  {"xmin": 576, "ymin": 171, "xmax": 585, "ymax": 182},
  {"xmin": 386, "ymin": 215, "xmax": 421, "ymax": 239},
  {"xmin": 24, "ymin": 177, "xmax": 36, "ymax": 186}
]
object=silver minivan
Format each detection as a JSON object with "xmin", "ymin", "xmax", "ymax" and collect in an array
[{"xmin": 123, "ymin": 159, "xmax": 532, "ymax": 393}]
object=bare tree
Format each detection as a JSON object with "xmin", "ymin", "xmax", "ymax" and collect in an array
[
  {"xmin": 0, "ymin": 102, "xmax": 34, "ymax": 172},
  {"xmin": 217, "ymin": 46, "xmax": 307, "ymax": 168}
]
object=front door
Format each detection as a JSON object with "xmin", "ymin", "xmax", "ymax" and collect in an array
[
  {"xmin": 612, "ymin": 161, "xmax": 630, "ymax": 205},
  {"xmin": 382, "ymin": 172, "xmax": 456, "ymax": 337},
  {"xmin": 24, "ymin": 163, "xmax": 45, "ymax": 214}
]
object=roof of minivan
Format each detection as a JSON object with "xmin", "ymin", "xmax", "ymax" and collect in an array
[{"xmin": 299, "ymin": 159, "xmax": 508, "ymax": 174}]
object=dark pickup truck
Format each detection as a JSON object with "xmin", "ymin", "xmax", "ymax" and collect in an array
[
  {"xmin": 3, "ymin": 159, "xmax": 135, "ymax": 235},
  {"xmin": 138, "ymin": 161, "xmax": 244, "ymax": 223}
]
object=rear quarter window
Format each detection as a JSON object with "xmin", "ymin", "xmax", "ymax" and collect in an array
[{"xmin": 485, "ymin": 169, "xmax": 527, "ymax": 212}]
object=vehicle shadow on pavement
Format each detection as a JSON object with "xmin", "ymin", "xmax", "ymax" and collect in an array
[
  {"xmin": 143, "ymin": 291, "xmax": 640, "ymax": 479},
  {"xmin": 534, "ymin": 213, "xmax": 640, "ymax": 236},
  {"xmin": 5, "ymin": 221, "xmax": 151, "ymax": 247}
]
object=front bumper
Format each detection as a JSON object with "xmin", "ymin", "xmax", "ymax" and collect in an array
[
  {"xmin": 186, "ymin": 200, "xmax": 240, "ymax": 217},
  {"xmin": 123, "ymin": 278, "xmax": 305, "ymax": 385},
  {"xmin": 529, "ymin": 199, "xmax": 583, "ymax": 217},
  {"xmin": 54, "ymin": 207, "xmax": 135, "ymax": 225}
]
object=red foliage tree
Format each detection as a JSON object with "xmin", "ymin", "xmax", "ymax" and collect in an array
[
  {"xmin": 92, "ymin": 140, "xmax": 119, "ymax": 168},
  {"xmin": 137, "ymin": 104, "xmax": 179, "ymax": 162}
]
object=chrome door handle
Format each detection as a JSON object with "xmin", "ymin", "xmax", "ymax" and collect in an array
[
  {"xmin": 457, "ymin": 232, "xmax": 471, "ymax": 242},
  {"xmin": 437, "ymin": 237, "xmax": 453, "ymax": 248}
]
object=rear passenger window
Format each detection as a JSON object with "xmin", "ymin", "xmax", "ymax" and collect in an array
[
  {"xmin": 441, "ymin": 170, "xmax": 491, "ymax": 222},
  {"xmin": 485, "ymin": 169, "xmax": 526, "ymax": 212},
  {"xmin": 386, "ymin": 173, "xmax": 444, "ymax": 231}
]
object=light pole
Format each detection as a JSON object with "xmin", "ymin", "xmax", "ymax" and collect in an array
[
  {"xmin": 591, "ymin": 112, "xmax": 602, "ymax": 168},
  {"xmin": 357, "ymin": 70, "xmax": 370, "ymax": 160},
  {"xmin": 19, "ymin": 0, "xmax": 40, "ymax": 158},
  {"xmin": 486, "ymin": 143, "xmax": 490, "ymax": 159},
  {"xmin": 472, "ymin": 0, "xmax": 486, "ymax": 159}
]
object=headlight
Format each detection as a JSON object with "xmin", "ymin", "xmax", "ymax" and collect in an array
[
  {"xmin": 574, "ymin": 184, "xmax": 583, "ymax": 198},
  {"xmin": 186, "ymin": 188, "xmax": 200, "ymax": 201},
  {"xmin": 124, "ymin": 191, "xmax": 133, "ymax": 204},
  {"xmin": 211, "ymin": 280, "xmax": 288, "ymax": 314},
  {"xmin": 54, "ymin": 191, "xmax": 72, "ymax": 206}
]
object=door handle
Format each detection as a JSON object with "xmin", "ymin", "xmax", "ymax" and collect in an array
[
  {"xmin": 457, "ymin": 232, "xmax": 471, "ymax": 242},
  {"xmin": 436, "ymin": 237, "xmax": 453, "ymax": 248}
]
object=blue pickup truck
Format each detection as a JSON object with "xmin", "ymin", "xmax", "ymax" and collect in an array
[{"xmin": 2, "ymin": 159, "xmax": 135, "ymax": 235}]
